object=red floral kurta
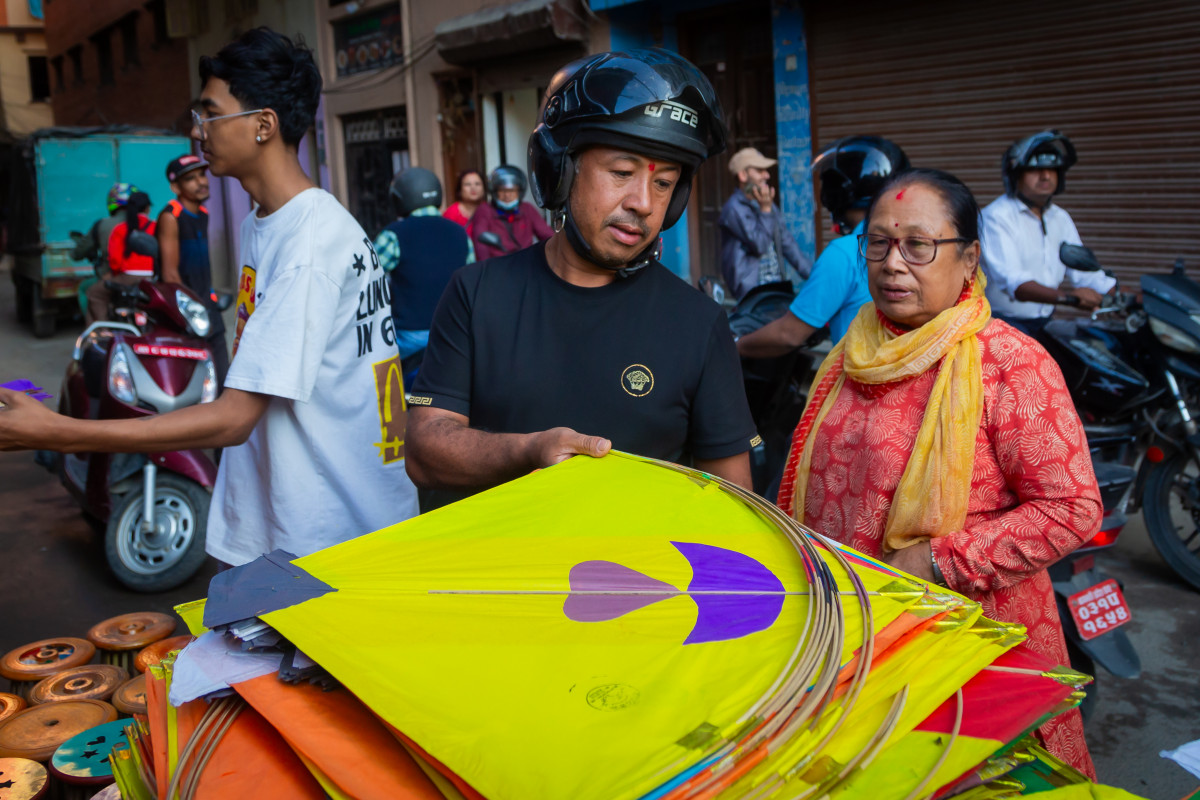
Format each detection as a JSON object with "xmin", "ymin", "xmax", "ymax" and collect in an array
[{"xmin": 800, "ymin": 320, "xmax": 1100, "ymax": 778}]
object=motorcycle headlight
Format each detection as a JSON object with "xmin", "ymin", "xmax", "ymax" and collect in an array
[
  {"xmin": 108, "ymin": 347, "xmax": 137, "ymax": 404},
  {"xmin": 200, "ymin": 357, "xmax": 218, "ymax": 404},
  {"xmin": 176, "ymin": 290, "xmax": 211, "ymax": 338},
  {"xmin": 1150, "ymin": 317, "xmax": 1200, "ymax": 354}
]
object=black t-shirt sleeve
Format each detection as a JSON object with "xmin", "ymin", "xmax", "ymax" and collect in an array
[
  {"xmin": 408, "ymin": 267, "xmax": 475, "ymax": 416},
  {"xmin": 687, "ymin": 311, "xmax": 759, "ymax": 460}
]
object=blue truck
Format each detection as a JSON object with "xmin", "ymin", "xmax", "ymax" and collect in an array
[{"xmin": 7, "ymin": 128, "xmax": 191, "ymax": 337}]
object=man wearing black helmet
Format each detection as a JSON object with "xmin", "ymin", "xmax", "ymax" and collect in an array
[
  {"xmin": 407, "ymin": 49, "xmax": 757, "ymax": 503},
  {"xmin": 737, "ymin": 136, "xmax": 908, "ymax": 357},
  {"xmin": 981, "ymin": 130, "xmax": 1115, "ymax": 335},
  {"xmin": 375, "ymin": 167, "xmax": 472, "ymax": 362}
]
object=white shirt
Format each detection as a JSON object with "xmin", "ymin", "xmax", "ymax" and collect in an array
[
  {"xmin": 206, "ymin": 188, "xmax": 419, "ymax": 566},
  {"xmin": 980, "ymin": 193, "xmax": 1115, "ymax": 320}
]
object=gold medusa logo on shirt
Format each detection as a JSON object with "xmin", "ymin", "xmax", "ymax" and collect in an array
[{"xmin": 621, "ymin": 364, "xmax": 654, "ymax": 397}]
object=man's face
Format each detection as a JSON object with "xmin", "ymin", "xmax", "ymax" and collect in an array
[
  {"xmin": 496, "ymin": 186, "xmax": 520, "ymax": 205},
  {"xmin": 174, "ymin": 169, "xmax": 210, "ymax": 204},
  {"xmin": 741, "ymin": 165, "xmax": 771, "ymax": 189},
  {"xmin": 567, "ymin": 146, "xmax": 680, "ymax": 269},
  {"xmin": 193, "ymin": 78, "xmax": 261, "ymax": 178},
  {"xmin": 1018, "ymin": 168, "xmax": 1058, "ymax": 206}
]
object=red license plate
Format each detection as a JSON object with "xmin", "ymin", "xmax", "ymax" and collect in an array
[{"xmin": 1067, "ymin": 578, "xmax": 1131, "ymax": 641}]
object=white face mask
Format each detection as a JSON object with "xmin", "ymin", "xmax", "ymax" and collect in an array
[{"xmin": 496, "ymin": 197, "xmax": 519, "ymax": 212}]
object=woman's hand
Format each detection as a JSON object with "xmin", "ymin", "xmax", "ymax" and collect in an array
[{"xmin": 882, "ymin": 540, "xmax": 936, "ymax": 583}]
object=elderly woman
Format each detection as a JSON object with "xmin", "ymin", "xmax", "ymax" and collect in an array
[{"xmin": 776, "ymin": 168, "xmax": 1101, "ymax": 777}]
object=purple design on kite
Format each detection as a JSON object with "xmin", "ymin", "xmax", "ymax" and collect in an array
[
  {"xmin": 563, "ymin": 561, "xmax": 677, "ymax": 622},
  {"xmin": 1, "ymin": 379, "xmax": 52, "ymax": 401},
  {"xmin": 672, "ymin": 541, "xmax": 785, "ymax": 645},
  {"xmin": 562, "ymin": 543, "xmax": 785, "ymax": 645}
]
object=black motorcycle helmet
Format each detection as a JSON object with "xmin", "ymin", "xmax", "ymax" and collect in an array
[
  {"xmin": 1001, "ymin": 130, "xmax": 1076, "ymax": 197},
  {"xmin": 528, "ymin": 48, "xmax": 727, "ymax": 272},
  {"xmin": 811, "ymin": 136, "xmax": 909, "ymax": 235},
  {"xmin": 389, "ymin": 167, "xmax": 442, "ymax": 217},
  {"xmin": 488, "ymin": 165, "xmax": 528, "ymax": 202}
]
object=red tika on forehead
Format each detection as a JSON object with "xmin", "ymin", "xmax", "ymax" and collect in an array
[
  {"xmin": 895, "ymin": 189, "xmax": 906, "ymax": 200},
  {"xmin": 648, "ymin": 162, "xmax": 656, "ymax": 171}
]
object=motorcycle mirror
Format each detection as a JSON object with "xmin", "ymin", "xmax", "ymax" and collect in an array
[
  {"xmin": 477, "ymin": 231, "xmax": 502, "ymax": 248},
  {"xmin": 1059, "ymin": 242, "xmax": 1102, "ymax": 272}
]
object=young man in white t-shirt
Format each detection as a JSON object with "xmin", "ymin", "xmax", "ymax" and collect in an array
[{"xmin": 0, "ymin": 28, "xmax": 418, "ymax": 565}]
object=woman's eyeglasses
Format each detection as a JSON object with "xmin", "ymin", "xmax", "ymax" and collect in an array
[{"xmin": 858, "ymin": 234, "xmax": 970, "ymax": 266}]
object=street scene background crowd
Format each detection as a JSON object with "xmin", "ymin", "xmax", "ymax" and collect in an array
[{"xmin": 0, "ymin": 1, "xmax": 1198, "ymax": 798}]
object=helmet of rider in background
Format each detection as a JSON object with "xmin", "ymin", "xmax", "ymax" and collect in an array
[
  {"xmin": 389, "ymin": 167, "xmax": 443, "ymax": 218},
  {"xmin": 528, "ymin": 48, "xmax": 727, "ymax": 271},
  {"xmin": 1001, "ymin": 130, "xmax": 1077, "ymax": 196},
  {"xmin": 106, "ymin": 183, "xmax": 138, "ymax": 215},
  {"xmin": 488, "ymin": 165, "xmax": 528, "ymax": 212},
  {"xmin": 811, "ymin": 136, "xmax": 909, "ymax": 235}
]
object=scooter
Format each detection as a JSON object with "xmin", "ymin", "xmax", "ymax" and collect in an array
[{"xmin": 39, "ymin": 278, "xmax": 220, "ymax": 592}]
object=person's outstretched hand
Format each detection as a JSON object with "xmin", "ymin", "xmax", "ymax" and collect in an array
[
  {"xmin": 0, "ymin": 387, "xmax": 60, "ymax": 451},
  {"xmin": 528, "ymin": 426, "xmax": 611, "ymax": 468}
]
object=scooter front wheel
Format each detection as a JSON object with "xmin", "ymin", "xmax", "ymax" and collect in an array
[
  {"xmin": 1143, "ymin": 452, "xmax": 1200, "ymax": 591},
  {"xmin": 105, "ymin": 473, "xmax": 209, "ymax": 592}
]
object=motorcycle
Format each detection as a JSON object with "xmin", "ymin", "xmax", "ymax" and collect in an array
[
  {"xmin": 38, "ymin": 278, "xmax": 221, "ymax": 592},
  {"xmin": 725, "ymin": 280, "xmax": 828, "ymax": 497},
  {"xmin": 1036, "ymin": 245, "xmax": 1200, "ymax": 592}
]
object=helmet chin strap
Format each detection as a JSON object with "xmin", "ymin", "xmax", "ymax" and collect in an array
[{"xmin": 556, "ymin": 207, "xmax": 660, "ymax": 279}]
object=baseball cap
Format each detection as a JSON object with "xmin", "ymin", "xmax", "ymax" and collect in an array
[
  {"xmin": 728, "ymin": 147, "xmax": 777, "ymax": 175},
  {"xmin": 166, "ymin": 154, "xmax": 209, "ymax": 182}
]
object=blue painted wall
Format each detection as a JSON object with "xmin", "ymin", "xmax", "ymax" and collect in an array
[{"xmin": 771, "ymin": 1, "xmax": 815, "ymax": 262}]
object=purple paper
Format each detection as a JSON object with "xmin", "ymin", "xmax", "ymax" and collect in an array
[{"xmin": 1, "ymin": 379, "xmax": 52, "ymax": 401}]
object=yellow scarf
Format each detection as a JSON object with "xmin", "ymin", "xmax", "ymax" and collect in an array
[{"xmin": 782, "ymin": 270, "xmax": 991, "ymax": 552}]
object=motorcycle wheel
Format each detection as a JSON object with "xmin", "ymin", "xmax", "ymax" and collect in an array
[
  {"xmin": 105, "ymin": 473, "xmax": 209, "ymax": 592},
  {"xmin": 1142, "ymin": 452, "xmax": 1200, "ymax": 591}
]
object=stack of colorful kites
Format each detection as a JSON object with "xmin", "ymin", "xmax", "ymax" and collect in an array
[{"xmin": 103, "ymin": 453, "xmax": 1147, "ymax": 799}]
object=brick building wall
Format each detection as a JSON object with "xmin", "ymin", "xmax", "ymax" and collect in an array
[{"xmin": 44, "ymin": 0, "xmax": 191, "ymax": 130}]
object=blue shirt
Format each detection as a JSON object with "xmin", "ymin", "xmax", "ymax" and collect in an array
[{"xmin": 787, "ymin": 221, "xmax": 871, "ymax": 343}]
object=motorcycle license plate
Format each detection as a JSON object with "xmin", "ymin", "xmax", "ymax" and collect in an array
[{"xmin": 1067, "ymin": 578, "xmax": 1131, "ymax": 641}]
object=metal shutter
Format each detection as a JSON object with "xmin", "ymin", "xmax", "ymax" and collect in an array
[{"xmin": 806, "ymin": 0, "xmax": 1200, "ymax": 285}]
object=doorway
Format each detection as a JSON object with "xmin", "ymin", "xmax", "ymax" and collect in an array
[{"xmin": 678, "ymin": 1, "xmax": 776, "ymax": 283}]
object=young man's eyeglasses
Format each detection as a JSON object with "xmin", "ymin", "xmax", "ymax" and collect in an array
[
  {"xmin": 191, "ymin": 108, "xmax": 264, "ymax": 142},
  {"xmin": 858, "ymin": 234, "xmax": 970, "ymax": 266}
]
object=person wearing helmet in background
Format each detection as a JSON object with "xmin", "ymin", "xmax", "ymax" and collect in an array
[
  {"xmin": 157, "ymin": 154, "xmax": 230, "ymax": 389},
  {"xmin": 737, "ymin": 136, "xmax": 909, "ymax": 357},
  {"xmin": 469, "ymin": 164, "xmax": 555, "ymax": 261},
  {"xmin": 406, "ymin": 49, "xmax": 758, "ymax": 508},
  {"xmin": 74, "ymin": 183, "xmax": 136, "ymax": 324},
  {"xmin": 374, "ymin": 166, "xmax": 473, "ymax": 362},
  {"xmin": 719, "ymin": 146, "xmax": 810, "ymax": 301},
  {"xmin": 981, "ymin": 130, "xmax": 1115, "ymax": 335}
]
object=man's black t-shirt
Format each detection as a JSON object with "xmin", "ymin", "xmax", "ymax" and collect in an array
[{"xmin": 410, "ymin": 242, "xmax": 757, "ymax": 472}]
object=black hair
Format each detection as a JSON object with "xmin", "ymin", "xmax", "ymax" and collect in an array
[
  {"xmin": 198, "ymin": 27, "xmax": 321, "ymax": 146},
  {"xmin": 455, "ymin": 169, "xmax": 485, "ymax": 201},
  {"xmin": 865, "ymin": 167, "xmax": 980, "ymax": 242},
  {"xmin": 123, "ymin": 191, "xmax": 152, "ymax": 257}
]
